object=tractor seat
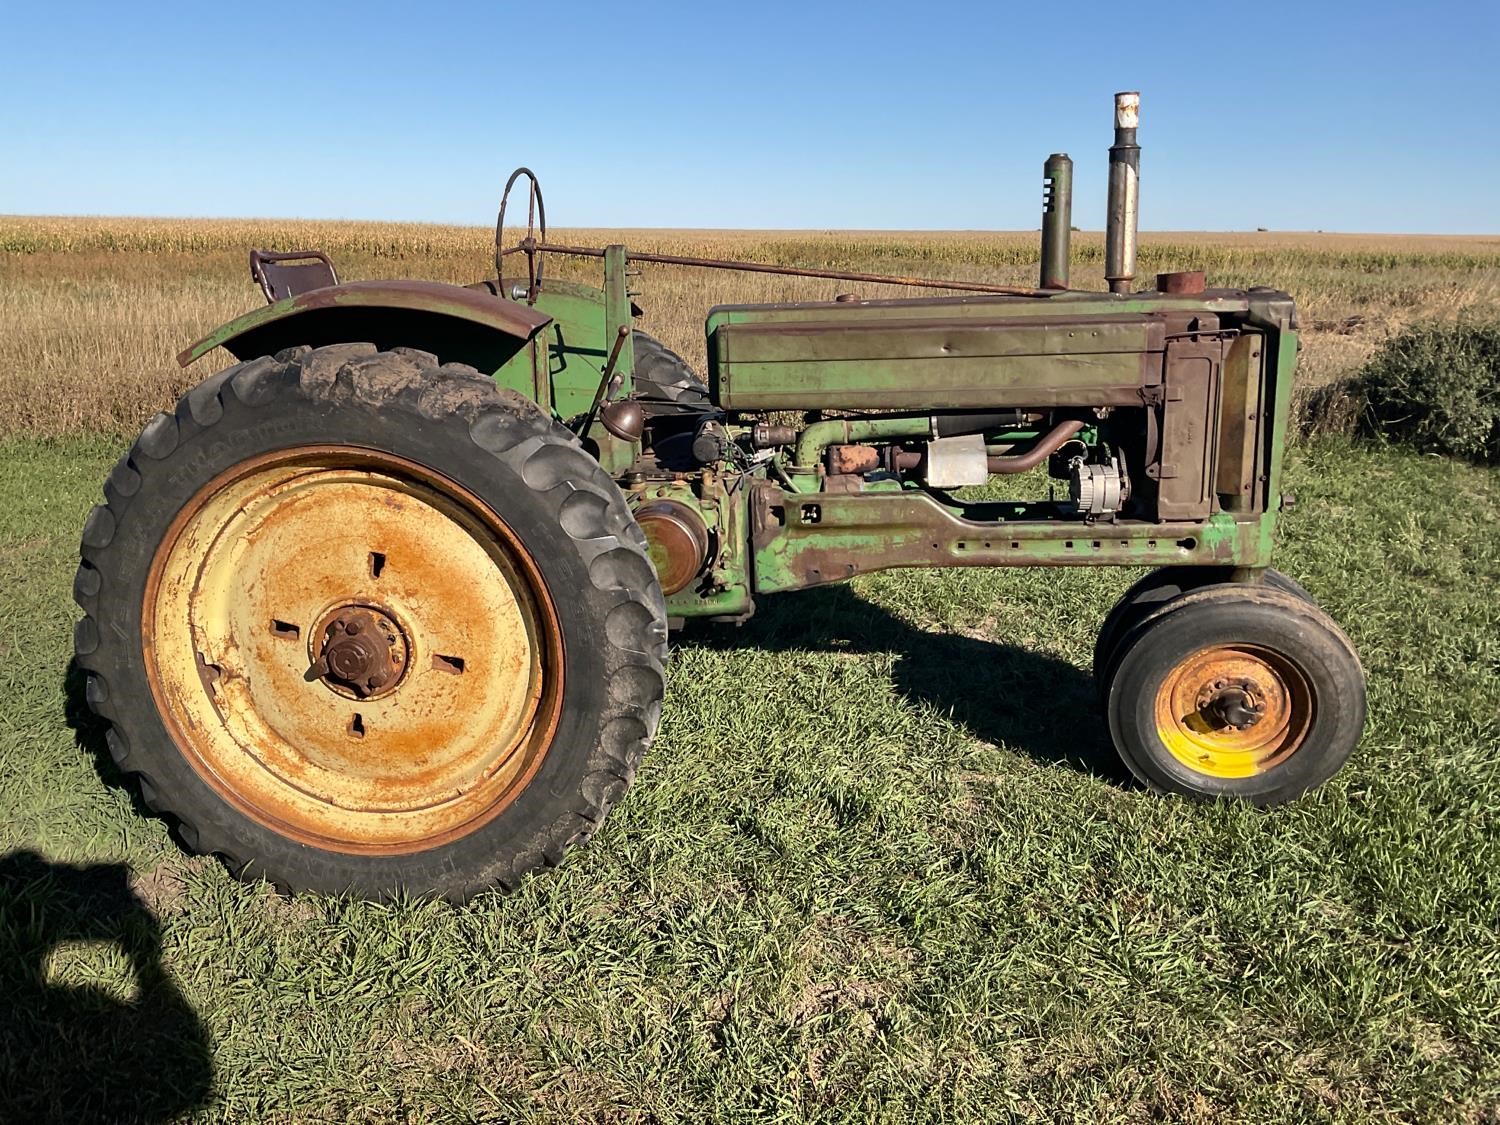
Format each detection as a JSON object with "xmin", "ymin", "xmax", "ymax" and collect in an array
[{"xmin": 249, "ymin": 249, "xmax": 339, "ymax": 303}]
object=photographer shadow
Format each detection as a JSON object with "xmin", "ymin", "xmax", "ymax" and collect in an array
[
  {"xmin": 690, "ymin": 584, "xmax": 1128, "ymax": 782},
  {"xmin": 0, "ymin": 850, "xmax": 213, "ymax": 1124}
]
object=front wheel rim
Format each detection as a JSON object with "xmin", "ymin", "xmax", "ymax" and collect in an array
[
  {"xmin": 1153, "ymin": 644, "xmax": 1313, "ymax": 780},
  {"xmin": 144, "ymin": 446, "xmax": 565, "ymax": 854}
]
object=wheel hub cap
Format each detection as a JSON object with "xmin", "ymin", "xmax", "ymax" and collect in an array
[
  {"xmin": 1197, "ymin": 678, "xmax": 1266, "ymax": 731},
  {"xmin": 306, "ymin": 605, "xmax": 408, "ymax": 698}
]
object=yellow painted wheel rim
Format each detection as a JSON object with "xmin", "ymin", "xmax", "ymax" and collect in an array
[
  {"xmin": 1153, "ymin": 644, "xmax": 1312, "ymax": 780},
  {"xmin": 145, "ymin": 447, "xmax": 563, "ymax": 854}
]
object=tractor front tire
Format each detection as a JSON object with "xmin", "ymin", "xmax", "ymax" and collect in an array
[
  {"xmin": 1102, "ymin": 584, "xmax": 1365, "ymax": 806},
  {"xmin": 1094, "ymin": 566, "xmax": 1313, "ymax": 701},
  {"xmin": 73, "ymin": 344, "xmax": 667, "ymax": 901}
]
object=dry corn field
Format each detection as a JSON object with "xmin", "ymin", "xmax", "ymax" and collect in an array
[{"xmin": 3, "ymin": 216, "xmax": 1498, "ymax": 438}]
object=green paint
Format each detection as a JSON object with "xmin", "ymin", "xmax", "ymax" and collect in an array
[
  {"xmin": 750, "ymin": 490, "xmax": 1269, "ymax": 596},
  {"xmin": 493, "ymin": 276, "xmax": 623, "ymax": 420},
  {"xmin": 793, "ymin": 416, "xmax": 930, "ymax": 467},
  {"xmin": 712, "ymin": 315, "xmax": 1160, "ymax": 411},
  {"xmin": 179, "ymin": 245, "xmax": 1299, "ymax": 623},
  {"xmin": 705, "ymin": 290, "xmax": 1252, "ymax": 335},
  {"xmin": 627, "ymin": 474, "xmax": 755, "ymax": 621},
  {"xmin": 604, "ymin": 244, "xmax": 634, "ymax": 386},
  {"xmin": 1261, "ymin": 328, "xmax": 1300, "ymax": 541},
  {"xmin": 1040, "ymin": 153, "xmax": 1073, "ymax": 289}
]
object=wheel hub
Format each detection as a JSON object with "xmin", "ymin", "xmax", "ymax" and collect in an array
[
  {"xmin": 306, "ymin": 605, "xmax": 408, "ymax": 698},
  {"xmin": 1197, "ymin": 677, "xmax": 1266, "ymax": 731}
]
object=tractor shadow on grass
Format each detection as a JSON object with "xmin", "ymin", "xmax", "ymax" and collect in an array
[
  {"xmin": 0, "ymin": 849, "xmax": 214, "ymax": 1124},
  {"xmin": 691, "ymin": 584, "xmax": 1130, "ymax": 784}
]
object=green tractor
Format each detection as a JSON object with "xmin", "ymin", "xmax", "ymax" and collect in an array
[{"xmin": 73, "ymin": 94, "xmax": 1364, "ymax": 901}]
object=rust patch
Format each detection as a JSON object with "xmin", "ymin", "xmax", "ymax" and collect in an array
[
  {"xmin": 827, "ymin": 444, "xmax": 880, "ymax": 476},
  {"xmin": 142, "ymin": 446, "xmax": 566, "ymax": 856},
  {"xmin": 178, "ymin": 280, "xmax": 553, "ymax": 367},
  {"xmin": 635, "ymin": 501, "xmax": 710, "ymax": 595},
  {"xmin": 305, "ymin": 604, "xmax": 409, "ymax": 699},
  {"xmin": 1156, "ymin": 270, "xmax": 1206, "ymax": 294},
  {"xmin": 987, "ymin": 419, "xmax": 1084, "ymax": 474},
  {"xmin": 1154, "ymin": 643, "xmax": 1312, "ymax": 778}
]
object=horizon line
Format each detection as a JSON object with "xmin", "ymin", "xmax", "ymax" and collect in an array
[{"xmin": 3, "ymin": 213, "xmax": 1498, "ymax": 240}]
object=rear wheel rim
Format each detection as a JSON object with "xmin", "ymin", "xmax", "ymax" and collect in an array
[
  {"xmin": 1152, "ymin": 644, "xmax": 1312, "ymax": 780},
  {"xmin": 144, "ymin": 446, "xmax": 564, "ymax": 854}
]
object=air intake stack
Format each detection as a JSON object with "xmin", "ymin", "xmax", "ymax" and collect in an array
[{"xmin": 1039, "ymin": 153, "xmax": 1073, "ymax": 290}]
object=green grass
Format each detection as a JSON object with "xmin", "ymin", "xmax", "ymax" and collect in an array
[{"xmin": 2, "ymin": 435, "xmax": 1498, "ymax": 1122}]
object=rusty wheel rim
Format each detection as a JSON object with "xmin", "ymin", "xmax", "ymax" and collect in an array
[
  {"xmin": 1153, "ymin": 644, "xmax": 1312, "ymax": 780},
  {"xmin": 144, "ymin": 447, "xmax": 564, "ymax": 854}
]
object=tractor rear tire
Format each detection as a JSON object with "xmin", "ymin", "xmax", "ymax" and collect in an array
[
  {"xmin": 1102, "ymin": 584, "xmax": 1365, "ymax": 806},
  {"xmin": 73, "ymin": 344, "xmax": 667, "ymax": 901}
]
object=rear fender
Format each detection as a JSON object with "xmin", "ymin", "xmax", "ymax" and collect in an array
[{"xmin": 177, "ymin": 280, "xmax": 553, "ymax": 372}]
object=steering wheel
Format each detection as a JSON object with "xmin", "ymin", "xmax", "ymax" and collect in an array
[{"xmin": 494, "ymin": 167, "xmax": 547, "ymax": 304}]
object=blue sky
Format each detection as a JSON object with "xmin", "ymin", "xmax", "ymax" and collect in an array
[{"xmin": 2, "ymin": 1, "xmax": 1496, "ymax": 232}]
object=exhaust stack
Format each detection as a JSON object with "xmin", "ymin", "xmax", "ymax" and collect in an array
[
  {"xmin": 1039, "ymin": 153, "xmax": 1073, "ymax": 290},
  {"xmin": 1105, "ymin": 91, "xmax": 1141, "ymax": 294}
]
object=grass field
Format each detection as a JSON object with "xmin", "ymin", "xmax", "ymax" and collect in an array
[{"xmin": 2, "ymin": 220, "xmax": 1500, "ymax": 1121}]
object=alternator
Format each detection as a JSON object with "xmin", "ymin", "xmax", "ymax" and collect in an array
[{"xmin": 1070, "ymin": 459, "xmax": 1125, "ymax": 516}]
